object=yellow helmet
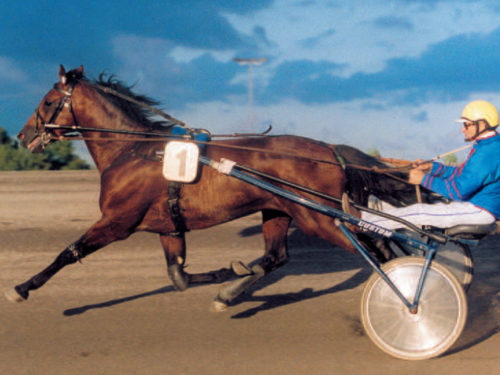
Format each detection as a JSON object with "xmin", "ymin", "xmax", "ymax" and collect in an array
[{"xmin": 457, "ymin": 100, "xmax": 499, "ymax": 127}]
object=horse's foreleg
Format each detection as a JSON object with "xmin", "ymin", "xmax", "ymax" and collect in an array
[
  {"xmin": 159, "ymin": 234, "xmax": 244, "ymax": 291},
  {"xmin": 159, "ymin": 234, "xmax": 189, "ymax": 291},
  {"xmin": 6, "ymin": 218, "xmax": 133, "ymax": 302},
  {"xmin": 5, "ymin": 241, "xmax": 84, "ymax": 302},
  {"xmin": 211, "ymin": 211, "xmax": 291, "ymax": 312}
]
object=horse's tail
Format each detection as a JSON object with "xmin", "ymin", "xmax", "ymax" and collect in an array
[
  {"xmin": 327, "ymin": 144, "xmax": 383, "ymax": 206},
  {"xmin": 330, "ymin": 144, "xmax": 425, "ymax": 207}
]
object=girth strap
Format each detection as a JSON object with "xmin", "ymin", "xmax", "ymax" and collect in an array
[{"xmin": 167, "ymin": 182, "xmax": 188, "ymax": 237}]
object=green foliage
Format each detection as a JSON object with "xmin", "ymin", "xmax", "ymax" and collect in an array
[
  {"xmin": 0, "ymin": 128, "xmax": 90, "ymax": 170},
  {"xmin": 0, "ymin": 128, "xmax": 10, "ymax": 145},
  {"xmin": 442, "ymin": 154, "xmax": 458, "ymax": 166},
  {"xmin": 367, "ymin": 148, "xmax": 381, "ymax": 158}
]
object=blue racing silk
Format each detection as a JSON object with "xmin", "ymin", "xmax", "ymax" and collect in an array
[{"xmin": 421, "ymin": 133, "xmax": 500, "ymax": 219}]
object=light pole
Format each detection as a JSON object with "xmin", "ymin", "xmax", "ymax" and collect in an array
[{"xmin": 234, "ymin": 57, "xmax": 266, "ymax": 131}]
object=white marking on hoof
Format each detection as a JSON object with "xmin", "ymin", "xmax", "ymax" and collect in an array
[
  {"xmin": 5, "ymin": 289, "xmax": 25, "ymax": 303},
  {"xmin": 231, "ymin": 261, "xmax": 252, "ymax": 276},
  {"xmin": 210, "ymin": 300, "xmax": 228, "ymax": 312}
]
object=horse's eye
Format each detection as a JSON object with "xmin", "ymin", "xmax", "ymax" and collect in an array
[{"xmin": 44, "ymin": 100, "xmax": 52, "ymax": 106}]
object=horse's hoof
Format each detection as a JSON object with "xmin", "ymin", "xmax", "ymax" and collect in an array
[
  {"xmin": 167, "ymin": 264, "xmax": 189, "ymax": 291},
  {"xmin": 5, "ymin": 289, "xmax": 25, "ymax": 303},
  {"xmin": 231, "ymin": 261, "xmax": 252, "ymax": 276},
  {"xmin": 210, "ymin": 300, "xmax": 228, "ymax": 312}
]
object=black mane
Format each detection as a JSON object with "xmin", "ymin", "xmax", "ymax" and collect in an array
[{"xmin": 66, "ymin": 68, "xmax": 174, "ymax": 131}]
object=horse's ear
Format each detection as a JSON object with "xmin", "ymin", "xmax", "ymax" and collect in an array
[{"xmin": 59, "ymin": 64, "xmax": 67, "ymax": 85}]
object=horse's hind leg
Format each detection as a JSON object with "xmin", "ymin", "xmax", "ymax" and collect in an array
[
  {"xmin": 211, "ymin": 210, "xmax": 291, "ymax": 311},
  {"xmin": 5, "ymin": 217, "xmax": 133, "ymax": 302},
  {"xmin": 259, "ymin": 210, "xmax": 291, "ymax": 271}
]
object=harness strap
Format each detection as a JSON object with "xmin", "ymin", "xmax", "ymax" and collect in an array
[{"xmin": 167, "ymin": 182, "xmax": 188, "ymax": 237}]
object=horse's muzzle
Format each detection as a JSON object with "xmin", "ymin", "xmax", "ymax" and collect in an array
[{"xmin": 18, "ymin": 130, "xmax": 44, "ymax": 153}]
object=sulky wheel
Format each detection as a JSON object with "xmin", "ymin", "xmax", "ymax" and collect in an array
[
  {"xmin": 361, "ymin": 257, "xmax": 467, "ymax": 360},
  {"xmin": 388, "ymin": 231, "xmax": 473, "ymax": 291}
]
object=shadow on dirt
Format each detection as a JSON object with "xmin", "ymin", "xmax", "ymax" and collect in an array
[
  {"xmin": 228, "ymin": 225, "xmax": 372, "ymax": 317},
  {"xmin": 444, "ymin": 234, "xmax": 500, "ymax": 356},
  {"xmin": 63, "ymin": 285, "xmax": 175, "ymax": 316},
  {"xmin": 63, "ymin": 226, "xmax": 368, "ymax": 316},
  {"xmin": 235, "ymin": 230, "xmax": 500, "ymax": 357},
  {"xmin": 229, "ymin": 267, "xmax": 371, "ymax": 319},
  {"xmin": 63, "ymin": 229, "xmax": 500, "ymax": 358}
]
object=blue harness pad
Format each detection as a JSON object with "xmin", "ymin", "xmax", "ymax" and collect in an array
[{"xmin": 170, "ymin": 125, "xmax": 210, "ymax": 149}]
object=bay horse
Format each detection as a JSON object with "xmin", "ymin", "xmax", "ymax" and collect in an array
[{"xmin": 8, "ymin": 65, "xmax": 409, "ymax": 310}]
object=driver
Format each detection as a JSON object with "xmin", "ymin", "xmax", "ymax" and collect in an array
[{"xmin": 346, "ymin": 100, "xmax": 500, "ymax": 230}]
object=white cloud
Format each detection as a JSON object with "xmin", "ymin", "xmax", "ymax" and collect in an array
[
  {"xmin": 0, "ymin": 56, "xmax": 26, "ymax": 83},
  {"xmin": 223, "ymin": 0, "xmax": 500, "ymax": 77},
  {"xmin": 179, "ymin": 91, "xmax": 500, "ymax": 162},
  {"xmin": 104, "ymin": 2, "xmax": 500, "ymax": 163}
]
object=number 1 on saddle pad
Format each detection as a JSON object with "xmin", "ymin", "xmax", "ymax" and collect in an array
[{"xmin": 162, "ymin": 141, "xmax": 200, "ymax": 183}]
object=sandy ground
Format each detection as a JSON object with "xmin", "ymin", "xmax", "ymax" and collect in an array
[{"xmin": 1, "ymin": 170, "xmax": 500, "ymax": 374}]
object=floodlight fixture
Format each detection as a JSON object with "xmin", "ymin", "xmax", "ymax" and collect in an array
[{"xmin": 233, "ymin": 57, "xmax": 267, "ymax": 130}]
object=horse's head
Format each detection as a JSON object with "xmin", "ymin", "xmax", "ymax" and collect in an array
[{"xmin": 18, "ymin": 65, "xmax": 84, "ymax": 153}]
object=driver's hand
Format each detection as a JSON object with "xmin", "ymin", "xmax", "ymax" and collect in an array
[
  {"xmin": 409, "ymin": 169, "xmax": 426, "ymax": 185},
  {"xmin": 411, "ymin": 159, "xmax": 432, "ymax": 172}
]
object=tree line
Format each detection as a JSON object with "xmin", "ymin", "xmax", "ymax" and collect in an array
[{"xmin": 0, "ymin": 127, "xmax": 90, "ymax": 170}]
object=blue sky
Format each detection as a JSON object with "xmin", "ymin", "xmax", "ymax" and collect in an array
[{"xmin": 2, "ymin": 0, "xmax": 500, "ymax": 160}]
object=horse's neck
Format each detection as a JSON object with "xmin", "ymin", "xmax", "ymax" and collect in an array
[
  {"xmin": 75, "ymin": 85, "xmax": 144, "ymax": 173},
  {"xmin": 84, "ymin": 139, "xmax": 134, "ymax": 173}
]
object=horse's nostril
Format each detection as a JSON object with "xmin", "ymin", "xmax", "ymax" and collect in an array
[{"xmin": 18, "ymin": 133, "xmax": 24, "ymax": 140}]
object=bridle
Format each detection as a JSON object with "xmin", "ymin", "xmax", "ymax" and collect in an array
[
  {"xmin": 30, "ymin": 79, "xmax": 186, "ymax": 149},
  {"xmin": 33, "ymin": 81, "xmax": 78, "ymax": 148}
]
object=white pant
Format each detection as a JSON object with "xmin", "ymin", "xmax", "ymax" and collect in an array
[{"xmin": 361, "ymin": 201, "xmax": 495, "ymax": 230}]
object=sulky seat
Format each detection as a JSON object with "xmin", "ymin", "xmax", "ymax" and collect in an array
[{"xmin": 444, "ymin": 222, "xmax": 499, "ymax": 239}]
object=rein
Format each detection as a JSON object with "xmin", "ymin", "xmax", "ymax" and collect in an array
[
  {"xmin": 45, "ymin": 123, "xmax": 410, "ymax": 184},
  {"xmin": 35, "ymin": 76, "xmax": 466, "ymax": 190},
  {"xmin": 45, "ymin": 125, "xmax": 343, "ymax": 166},
  {"xmin": 38, "ymin": 78, "xmax": 412, "ymax": 184},
  {"xmin": 44, "ymin": 123, "xmax": 273, "ymax": 139}
]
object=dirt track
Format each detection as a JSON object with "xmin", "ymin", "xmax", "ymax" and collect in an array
[{"xmin": 1, "ymin": 170, "xmax": 500, "ymax": 374}]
